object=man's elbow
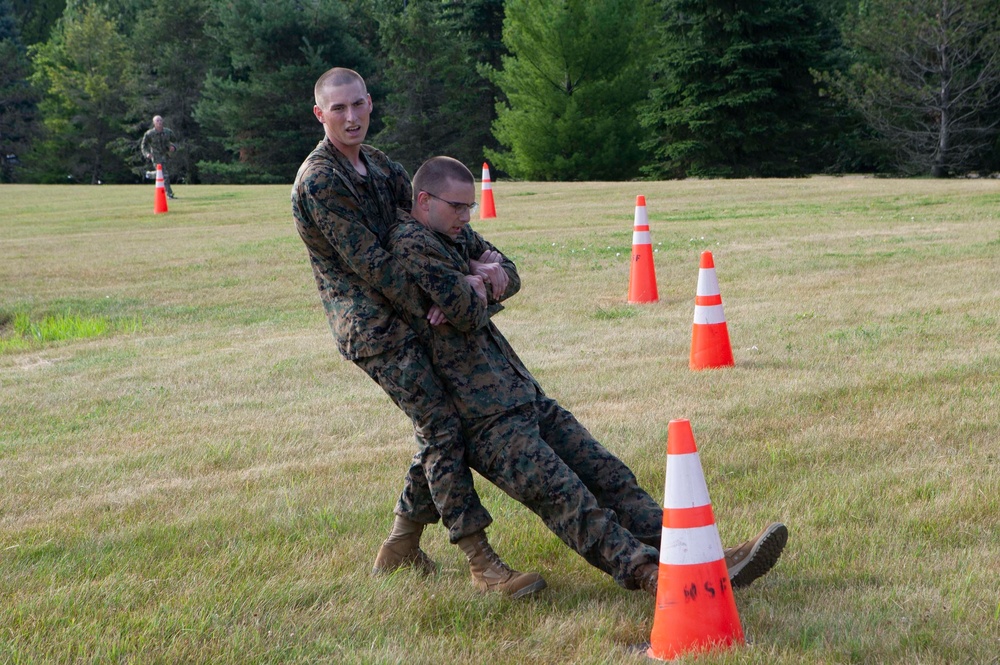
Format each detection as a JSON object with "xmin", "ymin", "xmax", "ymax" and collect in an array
[
  {"xmin": 446, "ymin": 317, "xmax": 485, "ymax": 333},
  {"xmin": 443, "ymin": 307, "xmax": 489, "ymax": 332}
]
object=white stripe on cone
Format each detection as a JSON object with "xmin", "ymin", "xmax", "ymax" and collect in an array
[
  {"xmin": 663, "ymin": 453, "xmax": 713, "ymax": 508},
  {"xmin": 659, "ymin": 524, "xmax": 726, "ymax": 566},
  {"xmin": 693, "ymin": 304, "xmax": 727, "ymax": 325},
  {"xmin": 697, "ymin": 267, "xmax": 721, "ymax": 297}
]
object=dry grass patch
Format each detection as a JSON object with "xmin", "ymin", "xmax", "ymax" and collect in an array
[{"xmin": 1, "ymin": 179, "xmax": 998, "ymax": 663}]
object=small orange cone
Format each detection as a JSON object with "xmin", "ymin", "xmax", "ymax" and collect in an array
[
  {"xmin": 689, "ymin": 251, "xmax": 733, "ymax": 369},
  {"xmin": 627, "ymin": 195, "xmax": 658, "ymax": 303},
  {"xmin": 153, "ymin": 163, "xmax": 169, "ymax": 214},
  {"xmin": 480, "ymin": 162, "xmax": 496, "ymax": 219},
  {"xmin": 647, "ymin": 419, "xmax": 745, "ymax": 661}
]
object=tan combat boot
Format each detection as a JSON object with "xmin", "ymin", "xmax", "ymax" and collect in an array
[
  {"xmin": 724, "ymin": 522, "xmax": 788, "ymax": 588},
  {"xmin": 372, "ymin": 515, "xmax": 438, "ymax": 576},
  {"xmin": 634, "ymin": 562, "xmax": 659, "ymax": 597},
  {"xmin": 456, "ymin": 531, "xmax": 547, "ymax": 599}
]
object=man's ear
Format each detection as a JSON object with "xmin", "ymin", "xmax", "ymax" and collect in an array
[{"xmin": 313, "ymin": 105, "xmax": 323, "ymax": 123}]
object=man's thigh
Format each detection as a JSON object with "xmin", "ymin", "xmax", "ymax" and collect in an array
[
  {"xmin": 466, "ymin": 405, "xmax": 581, "ymax": 511},
  {"xmin": 532, "ymin": 396, "xmax": 662, "ymax": 536},
  {"xmin": 532, "ymin": 396, "xmax": 625, "ymax": 483},
  {"xmin": 353, "ymin": 340, "xmax": 459, "ymax": 438}
]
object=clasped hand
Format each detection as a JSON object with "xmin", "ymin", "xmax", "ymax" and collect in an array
[{"xmin": 426, "ymin": 250, "xmax": 506, "ymax": 326}]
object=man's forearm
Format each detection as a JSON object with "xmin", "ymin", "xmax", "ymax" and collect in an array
[
  {"xmin": 306, "ymin": 192, "xmax": 428, "ymax": 321},
  {"xmin": 469, "ymin": 234, "xmax": 521, "ymax": 302},
  {"xmin": 391, "ymin": 239, "xmax": 489, "ymax": 332}
]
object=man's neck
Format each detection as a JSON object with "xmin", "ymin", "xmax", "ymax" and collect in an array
[{"xmin": 328, "ymin": 137, "xmax": 366, "ymax": 176}]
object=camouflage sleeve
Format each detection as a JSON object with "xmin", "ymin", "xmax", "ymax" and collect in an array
[
  {"xmin": 300, "ymin": 166, "xmax": 427, "ymax": 321},
  {"xmin": 140, "ymin": 131, "xmax": 150, "ymax": 156},
  {"xmin": 388, "ymin": 158, "xmax": 413, "ymax": 215},
  {"xmin": 391, "ymin": 225, "xmax": 489, "ymax": 333},
  {"xmin": 465, "ymin": 228, "xmax": 521, "ymax": 303}
]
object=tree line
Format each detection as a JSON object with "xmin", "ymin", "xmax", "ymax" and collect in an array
[{"xmin": 2, "ymin": 0, "xmax": 999, "ymax": 185}]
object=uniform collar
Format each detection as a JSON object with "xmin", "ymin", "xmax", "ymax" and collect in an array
[
  {"xmin": 431, "ymin": 224, "xmax": 470, "ymax": 251},
  {"xmin": 321, "ymin": 138, "xmax": 387, "ymax": 181}
]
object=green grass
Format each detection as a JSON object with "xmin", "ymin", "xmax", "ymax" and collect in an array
[
  {"xmin": 0, "ymin": 309, "xmax": 142, "ymax": 352},
  {"xmin": 1, "ymin": 179, "xmax": 998, "ymax": 664}
]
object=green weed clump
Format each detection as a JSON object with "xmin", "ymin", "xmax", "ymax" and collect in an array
[{"xmin": 0, "ymin": 310, "xmax": 141, "ymax": 352}]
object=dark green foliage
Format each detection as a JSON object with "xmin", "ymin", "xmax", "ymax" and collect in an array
[
  {"xmin": 0, "ymin": 0, "xmax": 41, "ymax": 182},
  {"xmin": 445, "ymin": 0, "xmax": 506, "ymax": 164},
  {"xmin": 9, "ymin": 0, "xmax": 65, "ymax": 45},
  {"xmin": 193, "ymin": 0, "xmax": 374, "ymax": 183},
  {"xmin": 487, "ymin": 0, "xmax": 655, "ymax": 181},
  {"xmin": 824, "ymin": 0, "xmax": 1000, "ymax": 176},
  {"xmin": 641, "ymin": 0, "xmax": 840, "ymax": 178},
  {"xmin": 370, "ymin": 0, "xmax": 505, "ymax": 175},
  {"xmin": 129, "ymin": 0, "xmax": 221, "ymax": 184},
  {"xmin": 28, "ymin": 3, "xmax": 136, "ymax": 184},
  {"xmin": 10, "ymin": 0, "xmax": 999, "ymax": 183}
]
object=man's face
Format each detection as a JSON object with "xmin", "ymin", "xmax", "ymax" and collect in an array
[
  {"xmin": 420, "ymin": 178, "xmax": 476, "ymax": 240},
  {"xmin": 153, "ymin": 117, "xmax": 163, "ymax": 131},
  {"xmin": 313, "ymin": 80, "xmax": 372, "ymax": 152}
]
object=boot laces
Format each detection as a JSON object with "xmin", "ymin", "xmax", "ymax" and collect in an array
[{"xmin": 477, "ymin": 537, "xmax": 514, "ymax": 575}]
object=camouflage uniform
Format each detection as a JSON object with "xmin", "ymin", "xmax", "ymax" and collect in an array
[
  {"xmin": 388, "ymin": 219, "xmax": 663, "ymax": 588},
  {"xmin": 291, "ymin": 138, "xmax": 492, "ymax": 542},
  {"xmin": 140, "ymin": 126, "xmax": 175, "ymax": 196}
]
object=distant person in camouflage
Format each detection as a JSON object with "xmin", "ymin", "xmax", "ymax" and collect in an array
[
  {"xmin": 140, "ymin": 115, "xmax": 177, "ymax": 199},
  {"xmin": 291, "ymin": 68, "xmax": 545, "ymax": 599},
  {"xmin": 387, "ymin": 156, "xmax": 790, "ymax": 595}
]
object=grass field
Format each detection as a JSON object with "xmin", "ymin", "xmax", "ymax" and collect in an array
[{"xmin": 1, "ymin": 178, "xmax": 998, "ymax": 664}]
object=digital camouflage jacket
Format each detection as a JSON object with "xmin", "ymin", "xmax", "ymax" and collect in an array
[
  {"xmin": 388, "ymin": 219, "xmax": 541, "ymax": 420},
  {"xmin": 140, "ymin": 127, "xmax": 174, "ymax": 162},
  {"xmin": 292, "ymin": 139, "xmax": 489, "ymax": 359}
]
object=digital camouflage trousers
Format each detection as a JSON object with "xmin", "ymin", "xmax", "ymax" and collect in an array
[
  {"xmin": 353, "ymin": 338, "xmax": 492, "ymax": 543},
  {"xmin": 464, "ymin": 395, "xmax": 663, "ymax": 588}
]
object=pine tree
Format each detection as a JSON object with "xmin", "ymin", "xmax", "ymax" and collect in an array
[
  {"xmin": 193, "ymin": 0, "xmax": 375, "ymax": 183},
  {"xmin": 371, "ymin": 0, "xmax": 504, "ymax": 174},
  {"xmin": 10, "ymin": 0, "xmax": 65, "ymax": 46},
  {"xmin": 487, "ymin": 0, "xmax": 655, "ymax": 181},
  {"xmin": 641, "ymin": 0, "xmax": 838, "ymax": 178},
  {"xmin": 0, "ymin": 0, "xmax": 41, "ymax": 182},
  {"xmin": 29, "ymin": 3, "xmax": 136, "ymax": 183},
  {"xmin": 829, "ymin": 0, "xmax": 1000, "ymax": 176},
  {"xmin": 130, "ymin": 0, "xmax": 221, "ymax": 183}
]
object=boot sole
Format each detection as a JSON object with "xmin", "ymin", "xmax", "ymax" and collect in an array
[
  {"xmin": 510, "ymin": 577, "xmax": 548, "ymax": 599},
  {"xmin": 371, "ymin": 546, "xmax": 437, "ymax": 577},
  {"xmin": 372, "ymin": 561, "xmax": 438, "ymax": 577},
  {"xmin": 730, "ymin": 523, "xmax": 788, "ymax": 589}
]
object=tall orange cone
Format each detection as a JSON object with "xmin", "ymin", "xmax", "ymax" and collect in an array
[
  {"xmin": 689, "ymin": 251, "xmax": 733, "ymax": 369},
  {"xmin": 479, "ymin": 162, "xmax": 496, "ymax": 219},
  {"xmin": 647, "ymin": 419, "xmax": 744, "ymax": 661},
  {"xmin": 153, "ymin": 163, "xmax": 169, "ymax": 214},
  {"xmin": 627, "ymin": 195, "xmax": 658, "ymax": 303}
]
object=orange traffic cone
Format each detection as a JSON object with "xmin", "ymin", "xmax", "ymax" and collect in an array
[
  {"xmin": 627, "ymin": 195, "xmax": 658, "ymax": 303},
  {"xmin": 153, "ymin": 163, "xmax": 169, "ymax": 214},
  {"xmin": 480, "ymin": 162, "xmax": 496, "ymax": 219},
  {"xmin": 647, "ymin": 419, "xmax": 745, "ymax": 662},
  {"xmin": 689, "ymin": 251, "xmax": 733, "ymax": 369}
]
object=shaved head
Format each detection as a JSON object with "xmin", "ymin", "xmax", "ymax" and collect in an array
[
  {"xmin": 412, "ymin": 157, "xmax": 474, "ymax": 206},
  {"xmin": 314, "ymin": 68, "xmax": 367, "ymax": 107}
]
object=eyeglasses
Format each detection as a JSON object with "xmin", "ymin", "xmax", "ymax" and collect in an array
[{"xmin": 423, "ymin": 191, "xmax": 479, "ymax": 214}]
